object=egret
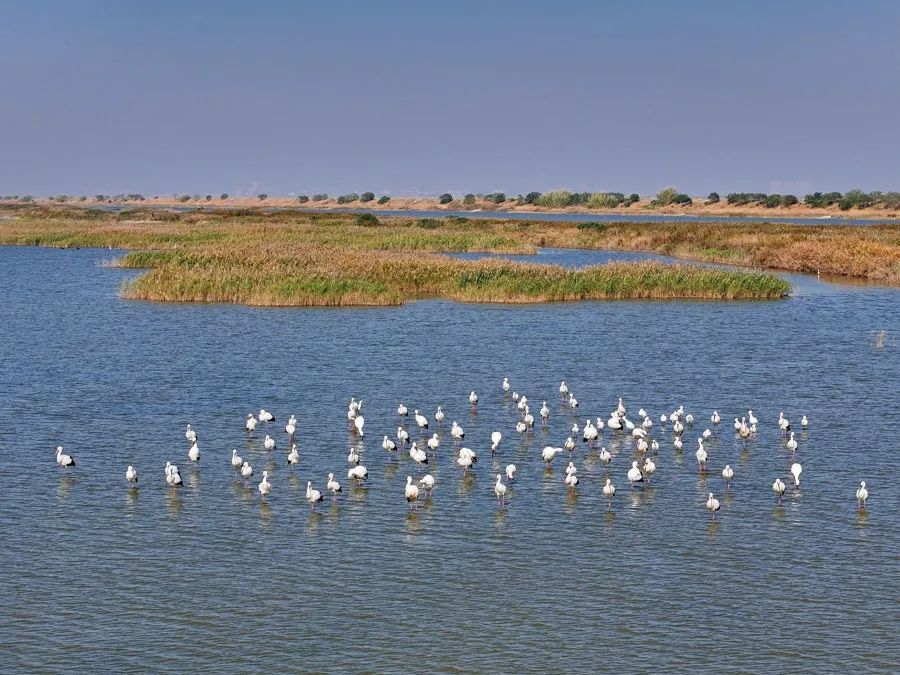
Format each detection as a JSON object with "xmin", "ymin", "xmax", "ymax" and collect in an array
[
  {"xmin": 602, "ymin": 478, "xmax": 616, "ymax": 508},
  {"xmin": 348, "ymin": 465, "xmax": 368, "ymax": 483},
  {"xmin": 772, "ymin": 477, "xmax": 786, "ymax": 503},
  {"xmin": 231, "ymin": 449, "xmax": 243, "ymax": 469},
  {"xmin": 722, "ymin": 464, "xmax": 734, "ymax": 487},
  {"xmin": 245, "ymin": 414, "xmax": 257, "ymax": 433},
  {"xmin": 856, "ymin": 481, "xmax": 868, "ymax": 509},
  {"xmin": 505, "ymin": 464, "xmax": 517, "ymax": 481},
  {"xmin": 790, "ymin": 462, "xmax": 802, "ymax": 488},
  {"xmin": 263, "ymin": 435, "xmax": 275, "ymax": 451},
  {"xmin": 419, "ymin": 474, "xmax": 435, "ymax": 496},
  {"xmin": 188, "ymin": 441, "xmax": 200, "ymax": 462}
]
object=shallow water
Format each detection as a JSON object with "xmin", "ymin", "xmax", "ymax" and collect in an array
[{"xmin": 1, "ymin": 246, "xmax": 898, "ymax": 672}]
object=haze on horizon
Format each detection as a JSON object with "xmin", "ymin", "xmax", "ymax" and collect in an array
[{"xmin": 1, "ymin": 0, "xmax": 898, "ymax": 198}]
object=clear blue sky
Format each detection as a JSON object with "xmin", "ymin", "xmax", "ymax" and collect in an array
[{"xmin": 1, "ymin": 0, "xmax": 898, "ymax": 197}]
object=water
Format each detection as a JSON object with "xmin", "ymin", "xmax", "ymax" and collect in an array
[{"xmin": 1, "ymin": 246, "xmax": 898, "ymax": 672}]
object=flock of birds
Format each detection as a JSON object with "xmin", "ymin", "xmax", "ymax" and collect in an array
[{"xmin": 52, "ymin": 376, "xmax": 872, "ymax": 518}]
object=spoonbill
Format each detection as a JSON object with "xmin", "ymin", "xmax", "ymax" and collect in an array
[
  {"xmin": 856, "ymin": 481, "xmax": 868, "ymax": 509},
  {"xmin": 287, "ymin": 444, "xmax": 300, "ymax": 469},
  {"xmin": 602, "ymin": 478, "xmax": 616, "ymax": 508},
  {"xmin": 55, "ymin": 446, "xmax": 75, "ymax": 472},
  {"xmin": 327, "ymin": 473, "xmax": 342, "ymax": 501},
  {"xmin": 125, "ymin": 465, "xmax": 138, "ymax": 487},
  {"xmin": 258, "ymin": 471, "xmax": 270, "ymax": 498},
  {"xmin": 706, "ymin": 492, "xmax": 720, "ymax": 520},
  {"xmin": 494, "ymin": 474, "xmax": 508, "ymax": 506},
  {"xmin": 405, "ymin": 476, "xmax": 420, "ymax": 510},
  {"xmin": 306, "ymin": 481, "xmax": 323, "ymax": 510}
]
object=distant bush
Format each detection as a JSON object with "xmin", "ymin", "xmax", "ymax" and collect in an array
[
  {"xmin": 673, "ymin": 193, "xmax": 692, "ymax": 205},
  {"xmin": 706, "ymin": 192, "xmax": 720, "ymax": 204},
  {"xmin": 438, "ymin": 193, "xmax": 453, "ymax": 204},
  {"xmin": 205, "ymin": 195, "xmax": 212, "ymax": 201},
  {"xmin": 763, "ymin": 194, "xmax": 782, "ymax": 208},
  {"xmin": 355, "ymin": 213, "xmax": 380, "ymax": 226},
  {"xmin": 484, "ymin": 192, "xmax": 506, "ymax": 204},
  {"xmin": 176, "ymin": 194, "xmax": 191, "ymax": 203},
  {"xmin": 839, "ymin": 189, "xmax": 874, "ymax": 210},
  {"xmin": 296, "ymin": 195, "xmax": 309, "ymax": 203},
  {"xmin": 577, "ymin": 221, "xmax": 608, "ymax": 232},
  {"xmin": 726, "ymin": 192, "xmax": 767, "ymax": 206},
  {"xmin": 535, "ymin": 190, "xmax": 574, "ymax": 208},
  {"xmin": 881, "ymin": 192, "xmax": 900, "ymax": 209},
  {"xmin": 360, "ymin": 192, "xmax": 375, "ymax": 202},
  {"xmin": 257, "ymin": 193, "xmax": 268, "ymax": 201},
  {"xmin": 782, "ymin": 194, "xmax": 799, "ymax": 207},
  {"xmin": 524, "ymin": 191, "xmax": 542, "ymax": 204},
  {"xmin": 337, "ymin": 193, "xmax": 359, "ymax": 204},
  {"xmin": 78, "ymin": 196, "xmax": 87, "ymax": 201},
  {"xmin": 418, "ymin": 218, "xmax": 440, "ymax": 229},
  {"xmin": 220, "ymin": 193, "xmax": 229, "ymax": 200},
  {"xmin": 312, "ymin": 194, "xmax": 328, "ymax": 201},
  {"xmin": 803, "ymin": 191, "xmax": 842, "ymax": 208},
  {"xmin": 377, "ymin": 195, "xmax": 390, "ymax": 204},
  {"xmin": 652, "ymin": 187, "xmax": 680, "ymax": 206},
  {"xmin": 20, "ymin": 195, "xmax": 34, "ymax": 202},
  {"xmin": 587, "ymin": 192, "xmax": 625, "ymax": 208},
  {"xmin": 625, "ymin": 193, "xmax": 640, "ymax": 205},
  {"xmin": 463, "ymin": 194, "xmax": 476, "ymax": 205}
]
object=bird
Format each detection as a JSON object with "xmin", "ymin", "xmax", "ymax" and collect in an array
[
  {"xmin": 685, "ymin": 413, "xmax": 694, "ymax": 425},
  {"xmin": 702, "ymin": 428, "xmax": 712, "ymax": 440},
  {"xmin": 54, "ymin": 446, "xmax": 75, "ymax": 472},
  {"xmin": 711, "ymin": 411, "xmax": 720, "ymax": 425},
  {"xmin": 450, "ymin": 422, "xmax": 465, "ymax": 440},
  {"xmin": 427, "ymin": 433, "xmax": 440, "ymax": 453},
  {"xmin": 258, "ymin": 471, "xmax": 270, "ymax": 498},
  {"xmin": 306, "ymin": 481, "xmax": 324, "ymax": 510},
  {"xmin": 165, "ymin": 462, "xmax": 182, "ymax": 486},
  {"xmin": 409, "ymin": 442, "xmax": 428, "ymax": 465},
  {"xmin": 515, "ymin": 421, "xmax": 526, "ymax": 434},
  {"xmin": 801, "ymin": 415, "xmax": 809, "ymax": 429},
  {"xmin": 353, "ymin": 415, "xmax": 365, "ymax": 436},
  {"xmin": 456, "ymin": 447, "xmax": 476, "ymax": 473},
  {"xmin": 502, "ymin": 377, "xmax": 510, "ymax": 393},
  {"xmin": 348, "ymin": 465, "xmax": 368, "ymax": 483},
  {"xmin": 414, "ymin": 410, "xmax": 429, "ymax": 429},
  {"xmin": 642, "ymin": 456, "xmax": 656, "ymax": 481},
  {"xmin": 382, "ymin": 435, "xmax": 396, "ymax": 452},
  {"xmin": 490, "ymin": 431, "xmax": 502, "ymax": 453},
  {"xmin": 185, "ymin": 424, "xmax": 197, "ymax": 443},
  {"xmin": 564, "ymin": 436, "xmax": 576, "ymax": 453},
  {"xmin": 786, "ymin": 432, "xmax": 798, "ymax": 453},
  {"xmin": 627, "ymin": 461, "xmax": 643, "ymax": 486},
  {"xmin": 469, "ymin": 390, "xmax": 479, "ymax": 407},
  {"xmin": 397, "ymin": 403, "xmax": 408, "ymax": 417},
  {"xmin": 326, "ymin": 472, "xmax": 342, "ymax": 501},
  {"xmin": 602, "ymin": 478, "xmax": 616, "ymax": 508},
  {"xmin": 706, "ymin": 492, "xmax": 721, "ymax": 520},
  {"xmin": 285, "ymin": 415, "xmax": 296, "ymax": 437},
  {"xmin": 565, "ymin": 461, "xmax": 577, "ymax": 477},
  {"xmin": 564, "ymin": 471, "xmax": 579, "ymax": 488},
  {"xmin": 287, "ymin": 444, "xmax": 300, "ymax": 469},
  {"xmin": 778, "ymin": 412, "xmax": 791, "ymax": 433},
  {"xmin": 231, "ymin": 449, "xmax": 243, "ymax": 469},
  {"xmin": 505, "ymin": 464, "xmax": 517, "ymax": 481},
  {"xmin": 240, "ymin": 461, "xmax": 253, "ymax": 479},
  {"xmin": 258, "ymin": 409, "xmax": 275, "ymax": 423},
  {"xmin": 347, "ymin": 447, "xmax": 360, "ymax": 465},
  {"xmin": 748, "ymin": 410, "xmax": 758, "ymax": 426},
  {"xmin": 790, "ymin": 462, "xmax": 802, "ymax": 488},
  {"xmin": 722, "ymin": 464, "xmax": 734, "ymax": 487},
  {"xmin": 405, "ymin": 476, "xmax": 420, "ymax": 509},
  {"xmin": 598, "ymin": 447, "xmax": 611, "ymax": 469},
  {"xmin": 125, "ymin": 465, "xmax": 138, "ymax": 487},
  {"xmin": 245, "ymin": 414, "xmax": 257, "ymax": 433},
  {"xmin": 772, "ymin": 477, "xmax": 786, "ymax": 503},
  {"xmin": 263, "ymin": 435, "xmax": 276, "ymax": 451},
  {"xmin": 397, "ymin": 426, "xmax": 409, "ymax": 445},
  {"xmin": 188, "ymin": 441, "xmax": 200, "ymax": 462},
  {"xmin": 673, "ymin": 437, "xmax": 683, "ymax": 451},
  {"xmin": 435, "ymin": 406, "xmax": 445, "ymax": 424},
  {"xmin": 568, "ymin": 393, "xmax": 579, "ymax": 408},
  {"xmin": 494, "ymin": 474, "xmax": 508, "ymax": 506},
  {"xmin": 419, "ymin": 474, "xmax": 435, "ymax": 496},
  {"xmin": 856, "ymin": 481, "xmax": 868, "ymax": 509},
  {"xmin": 541, "ymin": 446, "xmax": 563, "ymax": 465},
  {"xmin": 696, "ymin": 439, "xmax": 708, "ymax": 472},
  {"xmin": 559, "ymin": 381, "xmax": 568, "ymax": 400},
  {"xmin": 540, "ymin": 402, "xmax": 550, "ymax": 423}
]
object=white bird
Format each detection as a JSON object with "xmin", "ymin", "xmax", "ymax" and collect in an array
[
  {"xmin": 240, "ymin": 461, "xmax": 253, "ymax": 479},
  {"xmin": 748, "ymin": 410, "xmax": 758, "ymax": 426},
  {"xmin": 673, "ymin": 420, "xmax": 684, "ymax": 435},
  {"xmin": 55, "ymin": 446, "xmax": 75, "ymax": 472},
  {"xmin": 505, "ymin": 464, "xmax": 517, "ymax": 480},
  {"xmin": 637, "ymin": 437, "xmax": 648, "ymax": 454},
  {"xmin": 541, "ymin": 446, "xmax": 563, "ymax": 465},
  {"xmin": 642, "ymin": 456, "xmax": 656, "ymax": 481},
  {"xmin": 856, "ymin": 481, "xmax": 868, "ymax": 508},
  {"xmin": 673, "ymin": 437, "xmax": 683, "ymax": 451},
  {"xmin": 382, "ymin": 435, "xmax": 396, "ymax": 453},
  {"xmin": 517, "ymin": 396, "xmax": 528, "ymax": 412},
  {"xmin": 231, "ymin": 448, "xmax": 243, "ymax": 468},
  {"xmin": 515, "ymin": 420, "xmax": 526, "ymax": 434},
  {"xmin": 696, "ymin": 439, "xmax": 708, "ymax": 472},
  {"xmin": 165, "ymin": 461, "xmax": 182, "ymax": 486},
  {"xmin": 722, "ymin": 464, "xmax": 734, "ymax": 486},
  {"xmin": 259, "ymin": 409, "xmax": 274, "ymax": 423},
  {"xmin": 125, "ymin": 465, "xmax": 138, "ymax": 486},
  {"xmin": 801, "ymin": 415, "xmax": 809, "ymax": 429},
  {"xmin": 419, "ymin": 474, "xmax": 435, "ymax": 495},
  {"xmin": 564, "ymin": 471, "xmax": 579, "ymax": 488},
  {"xmin": 185, "ymin": 424, "xmax": 197, "ymax": 443},
  {"xmin": 602, "ymin": 478, "xmax": 616, "ymax": 508},
  {"xmin": 258, "ymin": 470, "xmax": 271, "ymax": 497},
  {"xmin": 327, "ymin": 472, "xmax": 342, "ymax": 500},
  {"xmin": 410, "ymin": 442, "xmax": 428, "ymax": 465},
  {"xmin": 502, "ymin": 377, "xmax": 510, "ymax": 392},
  {"xmin": 348, "ymin": 465, "xmax": 368, "ymax": 483},
  {"xmin": 435, "ymin": 406, "xmax": 445, "ymax": 424},
  {"xmin": 188, "ymin": 441, "xmax": 200, "ymax": 462},
  {"xmin": 287, "ymin": 444, "xmax": 300, "ymax": 469},
  {"xmin": 347, "ymin": 447, "xmax": 360, "ymax": 465},
  {"xmin": 427, "ymin": 433, "xmax": 440, "ymax": 453},
  {"xmin": 711, "ymin": 411, "xmax": 720, "ymax": 425},
  {"xmin": 285, "ymin": 415, "xmax": 296, "ymax": 436},
  {"xmin": 490, "ymin": 431, "xmax": 502, "ymax": 453},
  {"xmin": 660, "ymin": 414, "xmax": 667, "ymax": 425},
  {"xmin": 306, "ymin": 481, "xmax": 323, "ymax": 510},
  {"xmin": 559, "ymin": 381, "xmax": 568, "ymax": 399},
  {"xmin": 405, "ymin": 476, "xmax": 420, "ymax": 509},
  {"xmin": 685, "ymin": 414, "xmax": 694, "ymax": 425},
  {"xmin": 734, "ymin": 417, "xmax": 742, "ymax": 431},
  {"xmin": 397, "ymin": 426, "xmax": 409, "ymax": 444},
  {"xmin": 494, "ymin": 474, "xmax": 508, "ymax": 505},
  {"xmin": 627, "ymin": 461, "xmax": 643, "ymax": 486},
  {"xmin": 540, "ymin": 402, "xmax": 550, "ymax": 422},
  {"xmin": 568, "ymin": 393, "xmax": 579, "ymax": 408},
  {"xmin": 786, "ymin": 432, "xmax": 798, "ymax": 453},
  {"xmin": 617, "ymin": 398, "xmax": 626, "ymax": 415},
  {"xmin": 790, "ymin": 462, "xmax": 802, "ymax": 487},
  {"xmin": 263, "ymin": 435, "xmax": 275, "ymax": 451},
  {"xmin": 397, "ymin": 403, "xmax": 408, "ymax": 417},
  {"xmin": 469, "ymin": 390, "xmax": 479, "ymax": 406},
  {"xmin": 565, "ymin": 461, "xmax": 577, "ymax": 477},
  {"xmin": 456, "ymin": 448, "xmax": 474, "ymax": 473},
  {"xmin": 414, "ymin": 410, "xmax": 429, "ymax": 429},
  {"xmin": 598, "ymin": 447, "xmax": 611, "ymax": 468},
  {"xmin": 650, "ymin": 439, "xmax": 659, "ymax": 452},
  {"xmin": 772, "ymin": 477, "xmax": 786, "ymax": 502},
  {"xmin": 583, "ymin": 420, "xmax": 599, "ymax": 445},
  {"xmin": 638, "ymin": 408, "xmax": 647, "ymax": 419},
  {"xmin": 354, "ymin": 415, "xmax": 365, "ymax": 436},
  {"xmin": 642, "ymin": 416, "xmax": 653, "ymax": 431},
  {"xmin": 702, "ymin": 428, "xmax": 712, "ymax": 440},
  {"xmin": 564, "ymin": 437, "xmax": 576, "ymax": 453},
  {"xmin": 778, "ymin": 411, "xmax": 791, "ymax": 433},
  {"xmin": 450, "ymin": 422, "xmax": 464, "ymax": 440},
  {"xmin": 245, "ymin": 414, "xmax": 257, "ymax": 433},
  {"xmin": 706, "ymin": 492, "xmax": 721, "ymax": 519}
]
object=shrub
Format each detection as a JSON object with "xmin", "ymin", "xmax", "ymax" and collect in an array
[
  {"xmin": 587, "ymin": 192, "xmax": 624, "ymax": 208},
  {"xmin": 418, "ymin": 218, "xmax": 440, "ymax": 229},
  {"xmin": 727, "ymin": 192, "xmax": 767, "ymax": 206},
  {"xmin": 205, "ymin": 195, "xmax": 212, "ymax": 201},
  {"xmin": 360, "ymin": 192, "xmax": 375, "ymax": 202},
  {"xmin": 355, "ymin": 213, "xmax": 380, "ymax": 226},
  {"xmin": 673, "ymin": 193, "xmax": 693, "ymax": 205},
  {"xmin": 524, "ymin": 191, "xmax": 542, "ymax": 204},
  {"xmin": 220, "ymin": 193, "xmax": 229, "ymax": 200},
  {"xmin": 707, "ymin": 192, "xmax": 720, "ymax": 204},
  {"xmin": 337, "ymin": 193, "xmax": 359, "ymax": 204},
  {"xmin": 653, "ymin": 187, "xmax": 680, "ymax": 206},
  {"xmin": 312, "ymin": 194, "xmax": 328, "ymax": 201},
  {"xmin": 763, "ymin": 194, "xmax": 782, "ymax": 208},
  {"xmin": 804, "ymin": 191, "xmax": 842, "ymax": 208},
  {"xmin": 782, "ymin": 194, "xmax": 799, "ymax": 207},
  {"xmin": 535, "ymin": 190, "xmax": 574, "ymax": 208},
  {"xmin": 881, "ymin": 192, "xmax": 900, "ymax": 209},
  {"xmin": 257, "ymin": 193, "xmax": 268, "ymax": 201},
  {"xmin": 484, "ymin": 192, "xmax": 506, "ymax": 204},
  {"xmin": 625, "ymin": 193, "xmax": 640, "ymax": 205},
  {"xmin": 176, "ymin": 194, "xmax": 191, "ymax": 203},
  {"xmin": 577, "ymin": 221, "xmax": 608, "ymax": 232},
  {"xmin": 839, "ymin": 189, "xmax": 874, "ymax": 210},
  {"xmin": 78, "ymin": 196, "xmax": 87, "ymax": 201},
  {"xmin": 20, "ymin": 195, "xmax": 34, "ymax": 202},
  {"xmin": 377, "ymin": 195, "xmax": 390, "ymax": 204},
  {"xmin": 463, "ymin": 194, "xmax": 476, "ymax": 205},
  {"xmin": 439, "ymin": 193, "xmax": 453, "ymax": 204},
  {"xmin": 296, "ymin": 195, "xmax": 309, "ymax": 203}
]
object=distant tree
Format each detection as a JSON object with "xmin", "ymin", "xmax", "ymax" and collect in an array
[
  {"xmin": 360, "ymin": 191, "xmax": 375, "ymax": 202},
  {"xmin": 205, "ymin": 195, "xmax": 212, "ymax": 201},
  {"xmin": 377, "ymin": 195, "xmax": 390, "ymax": 204},
  {"xmin": 524, "ymin": 191, "xmax": 542, "ymax": 204},
  {"xmin": 652, "ymin": 187, "xmax": 680, "ymax": 206},
  {"xmin": 220, "ymin": 193, "xmax": 229, "ymax": 200},
  {"xmin": 355, "ymin": 213, "xmax": 380, "ymax": 226},
  {"xmin": 438, "ymin": 193, "xmax": 453, "ymax": 204},
  {"xmin": 257, "ymin": 193, "xmax": 268, "ymax": 201},
  {"xmin": 673, "ymin": 193, "xmax": 692, "ymax": 205},
  {"xmin": 484, "ymin": 192, "xmax": 506, "ymax": 204},
  {"xmin": 463, "ymin": 194, "xmax": 476, "ymax": 205},
  {"xmin": 881, "ymin": 191, "xmax": 900, "ymax": 209},
  {"xmin": 176, "ymin": 194, "xmax": 191, "ymax": 203},
  {"xmin": 535, "ymin": 190, "xmax": 575, "ymax": 208},
  {"xmin": 706, "ymin": 192, "xmax": 720, "ymax": 204},
  {"xmin": 337, "ymin": 193, "xmax": 359, "ymax": 204},
  {"xmin": 839, "ymin": 189, "xmax": 874, "ymax": 210},
  {"xmin": 296, "ymin": 195, "xmax": 310, "ymax": 203},
  {"xmin": 781, "ymin": 194, "xmax": 799, "ymax": 207},
  {"xmin": 78, "ymin": 195, "xmax": 87, "ymax": 201},
  {"xmin": 312, "ymin": 194, "xmax": 328, "ymax": 201},
  {"xmin": 587, "ymin": 192, "xmax": 624, "ymax": 208},
  {"xmin": 20, "ymin": 195, "xmax": 34, "ymax": 202},
  {"xmin": 95, "ymin": 194, "xmax": 107, "ymax": 201},
  {"xmin": 763, "ymin": 194, "xmax": 783, "ymax": 208},
  {"xmin": 805, "ymin": 191, "xmax": 842, "ymax": 208}
]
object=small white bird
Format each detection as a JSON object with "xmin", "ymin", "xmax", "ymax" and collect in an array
[
  {"xmin": 419, "ymin": 474, "xmax": 435, "ymax": 495},
  {"xmin": 382, "ymin": 435, "xmax": 396, "ymax": 452},
  {"xmin": 790, "ymin": 462, "xmax": 802, "ymax": 487},
  {"xmin": 258, "ymin": 470, "xmax": 270, "ymax": 497},
  {"xmin": 855, "ymin": 481, "xmax": 868, "ymax": 508},
  {"xmin": 706, "ymin": 492, "xmax": 720, "ymax": 519},
  {"xmin": 786, "ymin": 432, "xmax": 798, "ymax": 453},
  {"xmin": 515, "ymin": 421, "xmax": 527, "ymax": 434},
  {"xmin": 778, "ymin": 411, "xmax": 790, "ymax": 433},
  {"xmin": 245, "ymin": 414, "xmax": 257, "ymax": 432},
  {"xmin": 125, "ymin": 465, "xmax": 138, "ymax": 487},
  {"xmin": 602, "ymin": 478, "xmax": 616, "ymax": 508},
  {"xmin": 188, "ymin": 441, "xmax": 200, "ymax": 462},
  {"xmin": 347, "ymin": 447, "xmax": 360, "ymax": 465},
  {"xmin": 231, "ymin": 449, "xmax": 242, "ymax": 468},
  {"xmin": 285, "ymin": 415, "xmax": 296, "ymax": 437},
  {"xmin": 327, "ymin": 472, "xmax": 342, "ymax": 501},
  {"xmin": 541, "ymin": 446, "xmax": 563, "ymax": 465},
  {"xmin": 642, "ymin": 456, "xmax": 656, "ymax": 481},
  {"xmin": 259, "ymin": 409, "xmax": 274, "ymax": 423},
  {"xmin": 722, "ymin": 464, "xmax": 734, "ymax": 486},
  {"xmin": 240, "ymin": 461, "xmax": 253, "ymax": 479},
  {"xmin": 685, "ymin": 413, "xmax": 694, "ymax": 425},
  {"xmin": 540, "ymin": 402, "xmax": 550, "ymax": 422},
  {"xmin": 696, "ymin": 439, "xmax": 707, "ymax": 472},
  {"xmin": 469, "ymin": 391, "xmax": 478, "ymax": 407},
  {"xmin": 354, "ymin": 415, "xmax": 365, "ymax": 436},
  {"xmin": 415, "ymin": 410, "xmax": 429, "ymax": 429},
  {"xmin": 702, "ymin": 428, "xmax": 712, "ymax": 440},
  {"xmin": 673, "ymin": 437, "xmax": 683, "ymax": 451},
  {"xmin": 306, "ymin": 480, "xmax": 323, "ymax": 510},
  {"xmin": 427, "ymin": 433, "xmax": 440, "ymax": 453},
  {"xmin": 287, "ymin": 444, "xmax": 300, "ymax": 469},
  {"xmin": 559, "ymin": 381, "xmax": 568, "ymax": 399},
  {"xmin": 55, "ymin": 446, "xmax": 75, "ymax": 472},
  {"xmin": 263, "ymin": 435, "xmax": 276, "ymax": 451},
  {"xmin": 502, "ymin": 377, "xmax": 510, "ymax": 392},
  {"xmin": 598, "ymin": 447, "xmax": 611, "ymax": 468},
  {"xmin": 348, "ymin": 465, "xmax": 368, "ymax": 483},
  {"xmin": 490, "ymin": 431, "xmax": 502, "ymax": 453},
  {"xmin": 564, "ymin": 471, "xmax": 579, "ymax": 488},
  {"xmin": 185, "ymin": 424, "xmax": 197, "ymax": 443},
  {"xmin": 410, "ymin": 442, "xmax": 428, "ymax": 465},
  {"xmin": 564, "ymin": 436, "xmax": 576, "ymax": 453},
  {"xmin": 397, "ymin": 426, "xmax": 409, "ymax": 444},
  {"xmin": 397, "ymin": 403, "xmax": 408, "ymax": 417},
  {"xmin": 456, "ymin": 451, "xmax": 474, "ymax": 473},
  {"xmin": 435, "ymin": 406, "xmax": 445, "ymax": 424},
  {"xmin": 627, "ymin": 460, "xmax": 643, "ymax": 486},
  {"xmin": 568, "ymin": 393, "xmax": 579, "ymax": 408},
  {"xmin": 494, "ymin": 474, "xmax": 508, "ymax": 505},
  {"xmin": 801, "ymin": 415, "xmax": 809, "ymax": 429},
  {"xmin": 450, "ymin": 422, "xmax": 464, "ymax": 440},
  {"xmin": 505, "ymin": 464, "xmax": 517, "ymax": 480},
  {"xmin": 565, "ymin": 461, "xmax": 577, "ymax": 477},
  {"xmin": 772, "ymin": 477, "xmax": 786, "ymax": 502},
  {"xmin": 405, "ymin": 475, "xmax": 420, "ymax": 509},
  {"xmin": 711, "ymin": 411, "xmax": 720, "ymax": 425}
]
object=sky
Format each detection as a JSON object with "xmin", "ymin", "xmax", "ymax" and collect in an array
[{"xmin": 1, "ymin": 0, "xmax": 898, "ymax": 197}]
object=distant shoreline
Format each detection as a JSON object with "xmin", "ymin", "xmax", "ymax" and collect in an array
[{"xmin": 3, "ymin": 196, "xmax": 897, "ymax": 220}]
